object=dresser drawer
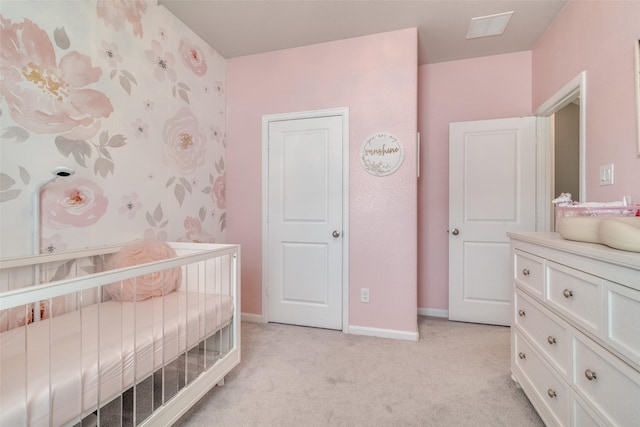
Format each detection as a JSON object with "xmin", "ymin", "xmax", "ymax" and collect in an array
[
  {"xmin": 515, "ymin": 289, "xmax": 570, "ymax": 377},
  {"xmin": 574, "ymin": 335, "xmax": 640, "ymax": 426},
  {"xmin": 514, "ymin": 250, "xmax": 544, "ymax": 298},
  {"xmin": 514, "ymin": 331, "xmax": 570, "ymax": 426},
  {"xmin": 604, "ymin": 280, "xmax": 640, "ymax": 368},
  {"xmin": 546, "ymin": 261, "xmax": 602, "ymax": 336},
  {"xmin": 571, "ymin": 393, "xmax": 605, "ymax": 427}
]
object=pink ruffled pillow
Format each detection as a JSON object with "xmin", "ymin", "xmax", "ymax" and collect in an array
[
  {"xmin": 104, "ymin": 240, "xmax": 182, "ymax": 301},
  {"xmin": 0, "ymin": 297, "xmax": 65, "ymax": 332}
]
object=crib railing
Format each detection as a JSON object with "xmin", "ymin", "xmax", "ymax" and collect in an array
[{"xmin": 0, "ymin": 242, "xmax": 240, "ymax": 427}]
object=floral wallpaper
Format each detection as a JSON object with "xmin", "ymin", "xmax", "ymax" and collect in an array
[{"xmin": 0, "ymin": 0, "xmax": 226, "ymax": 258}]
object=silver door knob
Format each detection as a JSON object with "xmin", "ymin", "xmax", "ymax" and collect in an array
[
  {"xmin": 450, "ymin": 228, "xmax": 460, "ymax": 236},
  {"xmin": 332, "ymin": 230, "xmax": 340, "ymax": 238}
]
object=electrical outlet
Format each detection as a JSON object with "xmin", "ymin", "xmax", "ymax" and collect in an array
[
  {"xmin": 600, "ymin": 164, "xmax": 614, "ymax": 185},
  {"xmin": 360, "ymin": 288, "xmax": 370, "ymax": 303}
]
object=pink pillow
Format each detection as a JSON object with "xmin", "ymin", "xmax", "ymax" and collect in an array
[
  {"xmin": 0, "ymin": 297, "xmax": 64, "ymax": 332},
  {"xmin": 105, "ymin": 240, "xmax": 182, "ymax": 301}
]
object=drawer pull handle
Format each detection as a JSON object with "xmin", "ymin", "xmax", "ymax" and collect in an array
[
  {"xmin": 563, "ymin": 289, "xmax": 573, "ymax": 298},
  {"xmin": 585, "ymin": 369, "xmax": 597, "ymax": 381},
  {"xmin": 518, "ymin": 309, "xmax": 525, "ymax": 317},
  {"xmin": 547, "ymin": 389, "xmax": 557, "ymax": 399},
  {"xmin": 522, "ymin": 268, "xmax": 530, "ymax": 276},
  {"xmin": 518, "ymin": 352, "xmax": 526, "ymax": 360},
  {"xmin": 547, "ymin": 336, "xmax": 557, "ymax": 345}
]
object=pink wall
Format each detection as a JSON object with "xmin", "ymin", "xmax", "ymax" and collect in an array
[
  {"xmin": 226, "ymin": 29, "xmax": 418, "ymax": 333},
  {"xmin": 417, "ymin": 52, "xmax": 532, "ymax": 311},
  {"xmin": 533, "ymin": 1, "xmax": 640, "ymax": 203}
]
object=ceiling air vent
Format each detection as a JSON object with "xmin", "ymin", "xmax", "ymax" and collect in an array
[{"xmin": 466, "ymin": 11, "xmax": 514, "ymax": 39}]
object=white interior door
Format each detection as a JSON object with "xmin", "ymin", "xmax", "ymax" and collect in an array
[
  {"xmin": 449, "ymin": 117, "xmax": 537, "ymax": 326},
  {"xmin": 265, "ymin": 114, "xmax": 345, "ymax": 330}
]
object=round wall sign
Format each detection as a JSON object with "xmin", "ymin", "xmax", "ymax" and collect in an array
[{"xmin": 360, "ymin": 132, "xmax": 404, "ymax": 176}]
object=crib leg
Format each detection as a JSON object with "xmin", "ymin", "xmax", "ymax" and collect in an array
[{"xmin": 217, "ymin": 377, "xmax": 225, "ymax": 387}]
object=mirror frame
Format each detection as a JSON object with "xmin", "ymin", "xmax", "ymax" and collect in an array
[{"xmin": 535, "ymin": 71, "xmax": 586, "ymax": 231}]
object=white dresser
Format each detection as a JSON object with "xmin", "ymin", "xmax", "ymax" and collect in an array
[{"xmin": 508, "ymin": 232, "xmax": 640, "ymax": 426}]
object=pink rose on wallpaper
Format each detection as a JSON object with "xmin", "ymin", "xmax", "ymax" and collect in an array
[
  {"xmin": 96, "ymin": 0, "xmax": 147, "ymax": 38},
  {"xmin": 179, "ymin": 216, "xmax": 214, "ymax": 243},
  {"xmin": 42, "ymin": 178, "xmax": 108, "ymax": 228},
  {"xmin": 179, "ymin": 37, "xmax": 207, "ymax": 76},
  {"xmin": 213, "ymin": 175, "xmax": 226, "ymax": 209},
  {"xmin": 0, "ymin": 17, "xmax": 113, "ymax": 140},
  {"xmin": 163, "ymin": 107, "xmax": 206, "ymax": 174},
  {"xmin": 145, "ymin": 40, "xmax": 177, "ymax": 83}
]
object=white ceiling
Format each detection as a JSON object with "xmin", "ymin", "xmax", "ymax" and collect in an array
[{"xmin": 159, "ymin": 0, "xmax": 568, "ymax": 65}]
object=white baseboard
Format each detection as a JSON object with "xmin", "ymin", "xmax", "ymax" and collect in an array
[
  {"xmin": 348, "ymin": 325, "xmax": 419, "ymax": 342},
  {"xmin": 241, "ymin": 312, "xmax": 264, "ymax": 323},
  {"xmin": 417, "ymin": 308, "xmax": 449, "ymax": 318}
]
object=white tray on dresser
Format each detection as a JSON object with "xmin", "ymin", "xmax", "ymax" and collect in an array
[{"xmin": 508, "ymin": 232, "xmax": 640, "ymax": 427}]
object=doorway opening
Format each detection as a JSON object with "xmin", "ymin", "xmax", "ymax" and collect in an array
[{"xmin": 535, "ymin": 71, "xmax": 586, "ymax": 231}]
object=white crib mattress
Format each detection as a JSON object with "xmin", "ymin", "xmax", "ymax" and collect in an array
[{"xmin": 0, "ymin": 291, "xmax": 233, "ymax": 427}]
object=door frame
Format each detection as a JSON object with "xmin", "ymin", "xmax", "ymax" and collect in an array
[
  {"xmin": 261, "ymin": 107, "xmax": 350, "ymax": 331},
  {"xmin": 535, "ymin": 71, "xmax": 587, "ymax": 231}
]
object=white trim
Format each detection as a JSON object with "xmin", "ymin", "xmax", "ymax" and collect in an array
[
  {"xmin": 417, "ymin": 307, "xmax": 449, "ymax": 318},
  {"xmin": 535, "ymin": 116, "xmax": 553, "ymax": 231},
  {"xmin": 261, "ymin": 108, "xmax": 350, "ymax": 332},
  {"xmin": 635, "ymin": 39, "xmax": 640, "ymax": 157},
  {"xmin": 535, "ymin": 71, "xmax": 587, "ymax": 223},
  {"xmin": 348, "ymin": 325, "xmax": 419, "ymax": 342},
  {"xmin": 241, "ymin": 312, "xmax": 264, "ymax": 323}
]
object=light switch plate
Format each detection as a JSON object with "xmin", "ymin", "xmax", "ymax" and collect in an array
[{"xmin": 600, "ymin": 164, "xmax": 614, "ymax": 185}]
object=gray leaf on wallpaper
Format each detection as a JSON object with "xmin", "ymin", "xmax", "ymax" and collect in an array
[
  {"xmin": 80, "ymin": 255, "xmax": 107, "ymax": 274},
  {"xmin": 201, "ymin": 187, "xmax": 212, "ymax": 195},
  {"xmin": 199, "ymin": 207, "xmax": 206, "ymax": 222},
  {"xmin": 175, "ymin": 184, "xmax": 185, "ymax": 206},
  {"xmin": 179, "ymin": 178, "xmax": 192, "ymax": 194},
  {"xmin": 153, "ymin": 204, "xmax": 163, "ymax": 222},
  {"xmin": 216, "ymin": 158, "xmax": 225, "ymax": 174},
  {"xmin": 108, "ymin": 134, "xmax": 126, "ymax": 148},
  {"xmin": 53, "ymin": 27, "xmax": 70, "ymax": 49},
  {"xmin": 0, "ymin": 190, "xmax": 21, "ymax": 203},
  {"xmin": 121, "ymin": 70, "xmax": 137, "ymax": 84},
  {"xmin": 52, "ymin": 260, "xmax": 75, "ymax": 282},
  {"xmin": 99, "ymin": 146, "xmax": 113, "ymax": 161},
  {"xmin": 146, "ymin": 212, "xmax": 156, "ymax": 227},
  {"xmin": 178, "ymin": 88, "xmax": 190, "ymax": 104},
  {"xmin": 0, "ymin": 173, "xmax": 16, "ymax": 191},
  {"xmin": 219, "ymin": 212, "xmax": 226, "ymax": 232},
  {"xmin": 110, "ymin": 69, "xmax": 117, "ymax": 80},
  {"xmin": 19, "ymin": 167, "xmax": 30, "ymax": 185},
  {"xmin": 1, "ymin": 126, "xmax": 29, "ymax": 143},
  {"xmin": 159, "ymin": 220, "xmax": 168, "ymax": 229},
  {"xmin": 119, "ymin": 75, "xmax": 132, "ymax": 95},
  {"xmin": 166, "ymin": 177, "xmax": 176, "ymax": 188},
  {"xmin": 56, "ymin": 137, "xmax": 91, "ymax": 167},
  {"xmin": 94, "ymin": 157, "xmax": 114, "ymax": 177}
]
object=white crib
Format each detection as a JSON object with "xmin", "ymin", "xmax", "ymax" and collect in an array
[{"xmin": 0, "ymin": 242, "xmax": 240, "ymax": 427}]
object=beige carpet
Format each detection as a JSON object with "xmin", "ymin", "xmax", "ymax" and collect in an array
[{"xmin": 175, "ymin": 316, "xmax": 543, "ymax": 427}]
